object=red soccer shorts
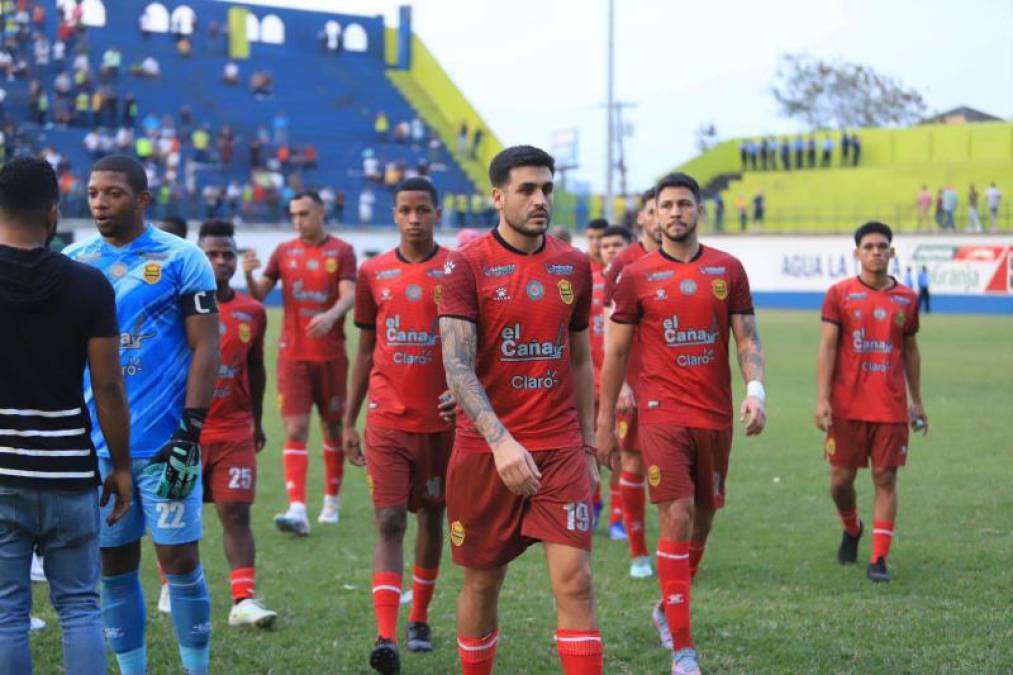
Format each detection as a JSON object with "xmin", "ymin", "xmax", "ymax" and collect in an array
[
  {"xmin": 446, "ymin": 446, "xmax": 593, "ymax": 569},
  {"xmin": 201, "ymin": 436, "xmax": 257, "ymax": 503},
  {"xmin": 364, "ymin": 425, "xmax": 454, "ymax": 512},
  {"xmin": 276, "ymin": 355, "xmax": 348, "ymax": 423},
  {"xmin": 638, "ymin": 424, "xmax": 732, "ymax": 511},
  {"xmin": 826, "ymin": 417, "xmax": 909, "ymax": 469},
  {"xmin": 617, "ymin": 407, "xmax": 639, "ymax": 454}
]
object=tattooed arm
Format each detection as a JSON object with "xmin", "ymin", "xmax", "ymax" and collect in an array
[
  {"xmin": 731, "ymin": 313, "xmax": 767, "ymax": 436},
  {"xmin": 440, "ymin": 316, "xmax": 542, "ymax": 496}
]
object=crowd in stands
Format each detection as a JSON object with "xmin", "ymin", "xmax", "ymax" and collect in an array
[
  {"xmin": 740, "ymin": 131, "xmax": 862, "ymax": 171},
  {"xmin": 917, "ymin": 182, "xmax": 1002, "ymax": 233}
]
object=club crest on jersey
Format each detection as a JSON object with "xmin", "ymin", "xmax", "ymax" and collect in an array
[
  {"xmin": 406, "ymin": 284, "xmax": 422, "ymax": 301},
  {"xmin": 617, "ymin": 420, "xmax": 628, "ymax": 439},
  {"xmin": 110, "ymin": 262, "xmax": 127, "ymax": 278},
  {"xmin": 711, "ymin": 279, "xmax": 728, "ymax": 300},
  {"xmin": 825, "ymin": 437, "xmax": 836, "ymax": 456},
  {"xmin": 557, "ymin": 279, "xmax": 574, "ymax": 305},
  {"xmin": 526, "ymin": 280, "xmax": 545, "ymax": 301},
  {"xmin": 434, "ymin": 285, "xmax": 443, "ymax": 304},
  {"xmin": 648, "ymin": 465, "xmax": 662, "ymax": 487},
  {"xmin": 450, "ymin": 521, "xmax": 465, "ymax": 546},
  {"xmin": 307, "ymin": 259, "xmax": 319, "ymax": 270},
  {"xmin": 546, "ymin": 263, "xmax": 574, "ymax": 276},
  {"xmin": 680, "ymin": 278, "xmax": 697, "ymax": 296},
  {"xmin": 142, "ymin": 263, "xmax": 162, "ymax": 284},
  {"xmin": 894, "ymin": 311, "xmax": 906, "ymax": 327},
  {"xmin": 873, "ymin": 308, "xmax": 887, "ymax": 321},
  {"xmin": 366, "ymin": 473, "xmax": 375, "ymax": 498},
  {"xmin": 238, "ymin": 322, "xmax": 251, "ymax": 343},
  {"xmin": 325, "ymin": 258, "xmax": 338, "ymax": 273}
]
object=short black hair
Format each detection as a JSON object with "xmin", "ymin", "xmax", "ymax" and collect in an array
[
  {"xmin": 654, "ymin": 172, "xmax": 701, "ymax": 204},
  {"xmin": 158, "ymin": 216, "xmax": 188, "ymax": 239},
  {"xmin": 602, "ymin": 225, "xmax": 633, "ymax": 244},
  {"xmin": 198, "ymin": 219, "xmax": 235, "ymax": 240},
  {"xmin": 640, "ymin": 187, "xmax": 656, "ymax": 208},
  {"xmin": 0, "ymin": 156, "xmax": 58, "ymax": 217},
  {"xmin": 488, "ymin": 145, "xmax": 554, "ymax": 188},
  {"xmin": 291, "ymin": 190, "xmax": 323, "ymax": 206},
  {"xmin": 854, "ymin": 221, "xmax": 893, "ymax": 246},
  {"xmin": 393, "ymin": 177, "xmax": 438, "ymax": 207},
  {"xmin": 585, "ymin": 218, "xmax": 608, "ymax": 231},
  {"xmin": 91, "ymin": 154, "xmax": 148, "ymax": 194}
]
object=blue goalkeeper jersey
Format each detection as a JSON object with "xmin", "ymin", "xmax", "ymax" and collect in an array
[{"xmin": 64, "ymin": 225, "xmax": 217, "ymax": 459}]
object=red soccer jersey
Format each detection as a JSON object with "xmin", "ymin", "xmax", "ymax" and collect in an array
[
  {"xmin": 590, "ymin": 260, "xmax": 606, "ymax": 395},
  {"xmin": 603, "ymin": 240, "xmax": 650, "ymax": 390},
  {"xmin": 611, "ymin": 245, "xmax": 753, "ymax": 429},
  {"xmin": 438, "ymin": 230, "xmax": 592, "ymax": 453},
  {"xmin": 264, "ymin": 235, "xmax": 357, "ymax": 362},
  {"xmin": 821, "ymin": 276, "xmax": 919, "ymax": 423},
  {"xmin": 354, "ymin": 245, "xmax": 451, "ymax": 433},
  {"xmin": 203, "ymin": 292, "xmax": 266, "ymax": 442}
]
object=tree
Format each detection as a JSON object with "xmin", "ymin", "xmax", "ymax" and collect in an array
[{"xmin": 771, "ymin": 53, "xmax": 927, "ymax": 129}]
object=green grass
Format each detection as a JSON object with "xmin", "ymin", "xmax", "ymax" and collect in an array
[{"xmin": 30, "ymin": 309, "xmax": 1013, "ymax": 674}]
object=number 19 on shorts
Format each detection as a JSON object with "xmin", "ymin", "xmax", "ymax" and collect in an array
[{"xmin": 563, "ymin": 502, "xmax": 591, "ymax": 532}]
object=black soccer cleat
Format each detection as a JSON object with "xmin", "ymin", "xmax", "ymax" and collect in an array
[
  {"xmin": 837, "ymin": 521, "xmax": 863, "ymax": 564},
  {"xmin": 406, "ymin": 621, "xmax": 433, "ymax": 653},
  {"xmin": 370, "ymin": 637, "xmax": 400, "ymax": 674},
  {"xmin": 866, "ymin": 556, "xmax": 891, "ymax": 583}
]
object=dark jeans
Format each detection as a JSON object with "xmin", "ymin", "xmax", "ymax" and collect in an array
[{"xmin": 919, "ymin": 288, "xmax": 931, "ymax": 314}]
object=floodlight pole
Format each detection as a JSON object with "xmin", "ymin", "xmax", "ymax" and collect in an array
[{"xmin": 605, "ymin": 0, "xmax": 615, "ymax": 223}]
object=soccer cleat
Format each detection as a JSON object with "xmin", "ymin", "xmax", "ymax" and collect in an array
[
  {"xmin": 29, "ymin": 616, "xmax": 46, "ymax": 632},
  {"xmin": 399, "ymin": 589, "xmax": 413, "ymax": 606},
  {"xmin": 630, "ymin": 555, "xmax": 654, "ymax": 578},
  {"xmin": 837, "ymin": 521, "xmax": 864, "ymax": 565},
  {"xmin": 406, "ymin": 621, "xmax": 433, "ymax": 653},
  {"xmin": 608, "ymin": 521, "xmax": 628, "ymax": 541},
  {"xmin": 369, "ymin": 636, "xmax": 401, "ymax": 674},
  {"xmin": 228, "ymin": 598, "xmax": 278, "ymax": 628},
  {"xmin": 158, "ymin": 583, "xmax": 172, "ymax": 614},
  {"xmin": 318, "ymin": 496, "xmax": 340, "ymax": 524},
  {"xmin": 30, "ymin": 553, "xmax": 46, "ymax": 583},
  {"xmin": 672, "ymin": 647, "xmax": 702, "ymax": 675},
  {"xmin": 866, "ymin": 557, "xmax": 891, "ymax": 583},
  {"xmin": 274, "ymin": 508, "xmax": 310, "ymax": 537},
  {"xmin": 652, "ymin": 600, "xmax": 674, "ymax": 650}
]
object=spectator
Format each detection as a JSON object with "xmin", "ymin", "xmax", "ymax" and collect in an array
[
  {"xmin": 222, "ymin": 61, "xmax": 239, "ymax": 85},
  {"xmin": 333, "ymin": 187, "xmax": 345, "ymax": 222},
  {"xmin": 455, "ymin": 193, "xmax": 468, "ymax": 226},
  {"xmin": 470, "ymin": 193, "xmax": 484, "ymax": 225},
  {"xmin": 793, "ymin": 135, "xmax": 804, "ymax": 169},
  {"xmin": 821, "ymin": 136, "xmax": 833, "ymax": 167},
  {"xmin": 191, "ymin": 125, "xmax": 210, "ymax": 162},
  {"xmin": 362, "ymin": 150, "xmax": 380, "ymax": 181},
  {"xmin": 967, "ymin": 184, "xmax": 982, "ymax": 232},
  {"xmin": 410, "ymin": 116, "xmax": 425, "ymax": 144},
  {"xmin": 471, "ymin": 127, "xmax": 484, "ymax": 160},
  {"xmin": 34, "ymin": 90, "xmax": 48, "ymax": 125},
  {"xmin": 851, "ymin": 133, "xmax": 861, "ymax": 166},
  {"xmin": 135, "ymin": 135, "xmax": 153, "ymax": 161},
  {"xmin": 393, "ymin": 120, "xmax": 409, "ymax": 144},
  {"xmin": 779, "ymin": 138, "xmax": 791, "ymax": 172},
  {"xmin": 456, "ymin": 228, "xmax": 481, "ymax": 248},
  {"xmin": 248, "ymin": 136, "xmax": 262, "ymax": 168},
  {"xmin": 73, "ymin": 91, "xmax": 89, "ymax": 125},
  {"xmin": 32, "ymin": 33, "xmax": 49, "ymax": 69},
  {"xmin": 115, "ymin": 126, "xmax": 133, "ymax": 152},
  {"xmin": 226, "ymin": 181, "xmax": 241, "ymax": 218},
  {"xmin": 712, "ymin": 194, "xmax": 724, "ymax": 232},
  {"xmin": 83, "ymin": 128, "xmax": 101, "ymax": 158},
  {"xmin": 373, "ymin": 111, "xmax": 389, "ymax": 143},
  {"xmin": 917, "ymin": 265, "xmax": 931, "ymax": 313},
  {"xmin": 358, "ymin": 186, "xmax": 375, "ymax": 224},
  {"xmin": 250, "ymin": 71, "xmax": 272, "ymax": 97},
  {"xmin": 734, "ymin": 194, "xmax": 748, "ymax": 231},
  {"xmin": 916, "ymin": 185, "xmax": 932, "ymax": 231},
  {"xmin": 53, "ymin": 70, "xmax": 72, "ymax": 96},
  {"xmin": 747, "ymin": 140, "xmax": 758, "ymax": 170},
  {"xmin": 942, "ymin": 185, "xmax": 958, "ymax": 230},
  {"xmin": 739, "ymin": 139, "xmax": 748, "ymax": 171},
  {"xmin": 841, "ymin": 131, "xmax": 851, "ymax": 165},
  {"xmin": 441, "ymin": 192, "xmax": 455, "ymax": 228},
  {"xmin": 383, "ymin": 160, "xmax": 401, "ymax": 188},
  {"xmin": 806, "ymin": 135, "xmax": 816, "ymax": 168},
  {"xmin": 52, "ymin": 39, "xmax": 66, "ymax": 67},
  {"xmin": 218, "ymin": 127, "xmax": 234, "ymax": 166},
  {"xmin": 122, "ymin": 93, "xmax": 137, "ymax": 127},
  {"xmin": 105, "ymin": 88, "xmax": 118, "ymax": 126},
  {"xmin": 767, "ymin": 138, "xmax": 779, "ymax": 170},
  {"xmin": 752, "ymin": 191, "xmax": 765, "ymax": 229},
  {"xmin": 301, "ymin": 144, "xmax": 318, "ymax": 169},
  {"xmin": 986, "ymin": 182, "xmax": 1001, "ymax": 232},
  {"xmin": 759, "ymin": 139, "xmax": 769, "ymax": 171},
  {"xmin": 157, "ymin": 216, "xmax": 188, "ymax": 239},
  {"xmin": 130, "ymin": 56, "xmax": 160, "ymax": 78},
  {"xmin": 457, "ymin": 121, "xmax": 468, "ymax": 156},
  {"xmin": 903, "ymin": 266, "xmax": 914, "ymax": 289},
  {"xmin": 100, "ymin": 46, "xmax": 121, "ymax": 80},
  {"xmin": 89, "ymin": 89, "xmax": 104, "ymax": 127},
  {"xmin": 272, "ymin": 111, "xmax": 289, "ymax": 145},
  {"xmin": 933, "ymin": 188, "xmax": 944, "ymax": 230},
  {"xmin": 176, "ymin": 36, "xmax": 192, "ymax": 58}
]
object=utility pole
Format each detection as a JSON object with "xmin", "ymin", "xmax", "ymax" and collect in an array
[
  {"xmin": 614, "ymin": 102, "xmax": 636, "ymax": 200},
  {"xmin": 605, "ymin": 0, "xmax": 614, "ymax": 222}
]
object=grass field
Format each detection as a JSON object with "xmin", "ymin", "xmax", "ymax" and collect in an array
[{"xmin": 29, "ymin": 309, "xmax": 1013, "ymax": 674}]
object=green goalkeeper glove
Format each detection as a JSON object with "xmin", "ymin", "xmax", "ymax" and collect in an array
[{"xmin": 143, "ymin": 408, "xmax": 206, "ymax": 500}]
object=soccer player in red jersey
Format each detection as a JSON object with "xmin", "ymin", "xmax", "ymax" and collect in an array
[
  {"xmin": 342, "ymin": 178, "xmax": 457, "ymax": 674},
  {"xmin": 195, "ymin": 220, "xmax": 277, "ymax": 626},
  {"xmin": 439, "ymin": 146, "xmax": 603, "ymax": 675},
  {"xmin": 597, "ymin": 173, "xmax": 766, "ymax": 675},
  {"xmin": 243, "ymin": 191, "xmax": 357, "ymax": 535},
  {"xmin": 584, "ymin": 217, "xmax": 609, "ymax": 530},
  {"xmin": 602, "ymin": 188, "xmax": 661, "ymax": 578},
  {"xmin": 815, "ymin": 221, "xmax": 926, "ymax": 583}
]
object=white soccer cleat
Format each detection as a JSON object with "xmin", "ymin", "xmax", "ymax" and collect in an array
[
  {"xmin": 228, "ymin": 598, "xmax": 277, "ymax": 628},
  {"xmin": 30, "ymin": 616, "xmax": 46, "ymax": 631},
  {"xmin": 652, "ymin": 600, "xmax": 673, "ymax": 650},
  {"xmin": 672, "ymin": 647, "xmax": 702, "ymax": 675},
  {"xmin": 317, "ymin": 496, "xmax": 340, "ymax": 524},
  {"xmin": 30, "ymin": 554, "xmax": 46, "ymax": 583},
  {"xmin": 275, "ymin": 504, "xmax": 310, "ymax": 536},
  {"xmin": 630, "ymin": 555, "xmax": 654, "ymax": 578},
  {"xmin": 158, "ymin": 583, "xmax": 171, "ymax": 614},
  {"xmin": 400, "ymin": 589, "xmax": 413, "ymax": 606}
]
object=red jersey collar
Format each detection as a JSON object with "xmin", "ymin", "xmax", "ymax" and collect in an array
[
  {"xmin": 395, "ymin": 244, "xmax": 441, "ymax": 264},
  {"xmin": 855, "ymin": 274, "xmax": 898, "ymax": 292},
  {"xmin": 492, "ymin": 226, "xmax": 547, "ymax": 256},
  {"xmin": 658, "ymin": 243, "xmax": 705, "ymax": 264}
]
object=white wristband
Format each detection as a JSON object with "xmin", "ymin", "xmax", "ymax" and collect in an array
[{"xmin": 746, "ymin": 380, "xmax": 766, "ymax": 402}]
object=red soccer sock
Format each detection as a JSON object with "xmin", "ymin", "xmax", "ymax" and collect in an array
[
  {"xmin": 871, "ymin": 520, "xmax": 894, "ymax": 562},
  {"xmin": 555, "ymin": 628, "xmax": 603, "ymax": 675},
  {"xmin": 230, "ymin": 567, "xmax": 256, "ymax": 602},
  {"xmin": 657, "ymin": 539, "xmax": 693, "ymax": 650},
  {"xmin": 689, "ymin": 540, "xmax": 707, "ymax": 579},
  {"xmin": 372, "ymin": 571, "xmax": 402, "ymax": 641},
  {"xmin": 323, "ymin": 441, "xmax": 344, "ymax": 498},
  {"xmin": 838, "ymin": 508, "xmax": 861, "ymax": 537},
  {"xmin": 608, "ymin": 471, "xmax": 623, "ymax": 525},
  {"xmin": 458, "ymin": 631, "xmax": 498, "ymax": 675},
  {"xmin": 282, "ymin": 440, "xmax": 308, "ymax": 505},
  {"xmin": 620, "ymin": 471, "xmax": 648, "ymax": 558},
  {"xmin": 408, "ymin": 565, "xmax": 439, "ymax": 624},
  {"xmin": 592, "ymin": 482, "xmax": 602, "ymax": 508}
]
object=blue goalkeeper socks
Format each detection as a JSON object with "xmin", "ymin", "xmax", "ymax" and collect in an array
[
  {"xmin": 167, "ymin": 564, "xmax": 212, "ymax": 675},
  {"xmin": 100, "ymin": 570, "xmax": 147, "ymax": 675}
]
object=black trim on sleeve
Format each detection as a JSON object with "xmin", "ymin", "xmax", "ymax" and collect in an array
[
  {"xmin": 609, "ymin": 316, "xmax": 636, "ymax": 325},
  {"xmin": 729, "ymin": 308, "xmax": 755, "ymax": 316},
  {"xmin": 437, "ymin": 313, "xmax": 479, "ymax": 324},
  {"xmin": 820, "ymin": 317, "xmax": 841, "ymax": 325},
  {"xmin": 569, "ymin": 322, "xmax": 589, "ymax": 332},
  {"xmin": 354, "ymin": 321, "xmax": 376, "ymax": 330}
]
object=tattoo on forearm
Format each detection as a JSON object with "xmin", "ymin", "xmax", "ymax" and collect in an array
[
  {"xmin": 440, "ymin": 317, "xmax": 507, "ymax": 446},
  {"xmin": 735, "ymin": 316, "xmax": 766, "ymax": 382}
]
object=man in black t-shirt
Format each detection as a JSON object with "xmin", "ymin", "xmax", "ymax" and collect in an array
[{"xmin": 0, "ymin": 157, "xmax": 132, "ymax": 675}]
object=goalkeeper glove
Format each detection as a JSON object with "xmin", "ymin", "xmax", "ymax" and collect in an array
[{"xmin": 143, "ymin": 408, "xmax": 206, "ymax": 500}]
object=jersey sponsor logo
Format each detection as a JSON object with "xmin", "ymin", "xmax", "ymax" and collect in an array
[
  {"xmin": 511, "ymin": 369, "xmax": 560, "ymax": 390},
  {"xmin": 120, "ymin": 314, "xmax": 154, "ymax": 350},
  {"xmin": 894, "ymin": 311, "xmax": 906, "ymax": 327},
  {"xmin": 526, "ymin": 280, "xmax": 545, "ymax": 301},
  {"xmin": 825, "ymin": 437, "xmax": 836, "ymax": 456},
  {"xmin": 700, "ymin": 265, "xmax": 727, "ymax": 275},
  {"xmin": 712, "ymin": 279, "xmax": 728, "ymax": 300},
  {"xmin": 591, "ymin": 314, "xmax": 604, "ymax": 335},
  {"xmin": 646, "ymin": 270, "xmax": 674, "ymax": 282},
  {"xmin": 406, "ymin": 284, "xmax": 423, "ymax": 301},
  {"xmin": 291, "ymin": 280, "xmax": 328, "ymax": 303},
  {"xmin": 110, "ymin": 262, "xmax": 128, "ymax": 278},
  {"xmin": 647, "ymin": 400, "xmax": 661, "ymax": 409},
  {"xmin": 546, "ymin": 263, "xmax": 574, "ymax": 276},
  {"xmin": 375, "ymin": 268, "xmax": 402, "ymax": 280},
  {"xmin": 434, "ymin": 285, "xmax": 443, "ymax": 304},
  {"xmin": 846, "ymin": 292, "xmax": 867, "ymax": 300},
  {"xmin": 232, "ymin": 311, "xmax": 253, "ymax": 322},
  {"xmin": 851, "ymin": 329, "xmax": 892, "ymax": 353},
  {"xmin": 122, "ymin": 356, "xmax": 143, "ymax": 378},
  {"xmin": 493, "ymin": 286, "xmax": 511, "ymax": 301},
  {"xmin": 557, "ymin": 279, "xmax": 574, "ymax": 305},
  {"xmin": 75, "ymin": 250, "xmax": 102, "ymax": 262},
  {"xmin": 425, "ymin": 477, "xmax": 442, "ymax": 499},
  {"xmin": 499, "ymin": 323, "xmax": 566, "ymax": 362},
  {"xmin": 325, "ymin": 258, "xmax": 338, "ymax": 273},
  {"xmin": 426, "ymin": 268, "xmax": 444, "ymax": 279},
  {"xmin": 891, "ymin": 295, "xmax": 912, "ymax": 305},
  {"xmin": 394, "ymin": 350, "xmax": 434, "ymax": 365},
  {"xmin": 443, "ymin": 260, "xmax": 456, "ymax": 275},
  {"xmin": 450, "ymin": 520, "xmax": 465, "ymax": 546},
  {"xmin": 647, "ymin": 464, "xmax": 661, "ymax": 487},
  {"xmin": 662, "ymin": 314, "xmax": 719, "ymax": 347},
  {"xmin": 483, "ymin": 264, "xmax": 516, "ymax": 277},
  {"xmin": 385, "ymin": 315, "xmax": 438, "ymax": 347},
  {"xmin": 288, "ymin": 248, "xmax": 305, "ymax": 256},
  {"xmin": 322, "ymin": 249, "xmax": 339, "ymax": 257},
  {"xmin": 238, "ymin": 322, "xmax": 252, "ymax": 343},
  {"xmin": 592, "ymin": 282, "xmax": 605, "ymax": 291},
  {"xmin": 873, "ymin": 307, "xmax": 887, "ymax": 321},
  {"xmin": 861, "ymin": 360, "xmax": 889, "ymax": 373},
  {"xmin": 307, "ymin": 259, "xmax": 319, "ymax": 270},
  {"xmin": 217, "ymin": 363, "xmax": 239, "ymax": 379},
  {"xmin": 679, "ymin": 278, "xmax": 697, "ymax": 296},
  {"xmin": 140, "ymin": 252, "xmax": 168, "ymax": 261},
  {"xmin": 677, "ymin": 349, "xmax": 716, "ymax": 367}
]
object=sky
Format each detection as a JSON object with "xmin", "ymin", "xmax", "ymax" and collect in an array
[{"xmin": 219, "ymin": 0, "xmax": 1013, "ymax": 193}]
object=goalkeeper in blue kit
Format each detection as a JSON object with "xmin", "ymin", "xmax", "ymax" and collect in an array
[{"xmin": 64, "ymin": 155, "xmax": 220, "ymax": 675}]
